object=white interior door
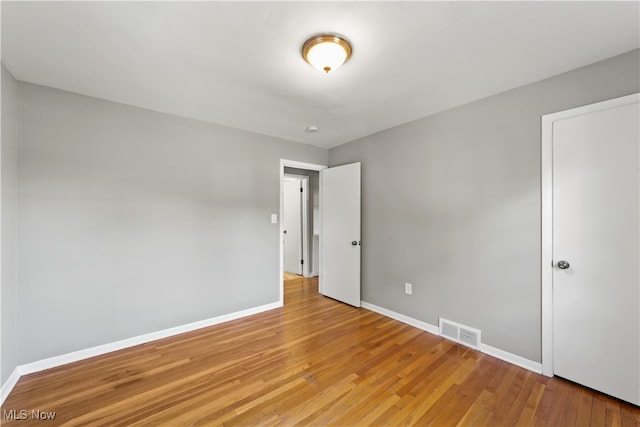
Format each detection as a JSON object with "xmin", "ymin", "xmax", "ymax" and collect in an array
[
  {"xmin": 551, "ymin": 96, "xmax": 639, "ymax": 405},
  {"xmin": 320, "ymin": 162, "xmax": 361, "ymax": 307},
  {"xmin": 283, "ymin": 179, "xmax": 302, "ymax": 275}
]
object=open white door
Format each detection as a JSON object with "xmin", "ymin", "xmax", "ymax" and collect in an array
[{"xmin": 320, "ymin": 162, "xmax": 361, "ymax": 307}]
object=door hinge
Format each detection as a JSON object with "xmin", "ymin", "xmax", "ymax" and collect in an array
[
  {"xmin": 300, "ymin": 187, "xmax": 303, "ymax": 192},
  {"xmin": 301, "ymin": 259, "xmax": 304, "ymax": 265}
]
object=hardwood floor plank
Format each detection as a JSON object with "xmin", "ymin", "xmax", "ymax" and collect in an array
[
  {"xmin": 546, "ymin": 377, "xmax": 572, "ymax": 426},
  {"xmin": 429, "ymin": 386, "xmax": 478, "ymax": 426},
  {"xmin": 620, "ymin": 402, "xmax": 640, "ymax": 427},
  {"xmin": 485, "ymin": 365, "xmax": 522, "ymax": 425},
  {"xmin": 559, "ymin": 380, "xmax": 583, "ymax": 427},
  {"xmin": 514, "ymin": 380, "xmax": 546, "ymax": 426},
  {"xmin": 502, "ymin": 372, "xmax": 536, "ymax": 425},
  {"xmin": 456, "ymin": 389, "xmax": 493, "ymax": 427},
  {"xmin": 574, "ymin": 388, "xmax": 594, "ymax": 427},
  {"xmin": 388, "ymin": 357, "xmax": 477, "ymax": 425},
  {"xmin": 532, "ymin": 375, "xmax": 557, "ymax": 425},
  {"xmin": 591, "ymin": 394, "xmax": 608, "ymax": 427},
  {"xmin": 2, "ymin": 277, "xmax": 639, "ymax": 426},
  {"xmin": 356, "ymin": 393, "xmax": 402, "ymax": 426},
  {"xmin": 605, "ymin": 399, "xmax": 622, "ymax": 427}
]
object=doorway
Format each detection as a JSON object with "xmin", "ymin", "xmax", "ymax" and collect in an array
[{"xmin": 279, "ymin": 160, "xmax": 326, "ymax": 305}]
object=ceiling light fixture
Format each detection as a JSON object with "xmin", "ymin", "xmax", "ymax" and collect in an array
[{"xmin": 302, "ymin": 34, "xmax": 352, "ymax": 74}]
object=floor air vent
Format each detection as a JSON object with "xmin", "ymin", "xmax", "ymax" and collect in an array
[{"xmin": 439, "ymin": 318, "xmax": 481, "ymax": 349}]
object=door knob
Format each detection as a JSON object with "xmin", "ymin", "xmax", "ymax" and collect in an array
[
  {"xmin": 351, "ymin": 241, "xmax": 358, "ymax": 246},
  {"xmin": 557, "ymin": 260, "xmax": 570, "ymax": 269}
]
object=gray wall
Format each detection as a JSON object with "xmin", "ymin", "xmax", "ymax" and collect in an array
[
  {"xmin": 329, "ymin": 49, "xmax": 640, "ymax": 362},
  {"xmin": 2, "ymin": 64, "xmax": 19, "ymax": 384},
  {"xmin": 17, "ymin": 83, "xmax": 327, "ymax": 364}
]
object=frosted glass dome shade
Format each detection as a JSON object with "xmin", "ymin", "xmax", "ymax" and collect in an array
[{"xmin": 302, "ymin": 34, "xmax": 352, "ymax": 74}]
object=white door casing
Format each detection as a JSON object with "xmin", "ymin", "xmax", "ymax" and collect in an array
[
  {"xmin": 283, "ymin": 179, "xmax": 302, "ymax": 275},
  {"xmin": 320, "ymin": 162, "xmax": 361, "ymax": 307},
  {"xmin": 541, "ymin": 93, "xmax": 640, "ymax": 405}
]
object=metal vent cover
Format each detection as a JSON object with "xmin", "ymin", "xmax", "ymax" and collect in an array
[
  {"xmin": 438, "ymin": 318, "xmax": 481, "ymax": 349},
  {"xmin": 441, "ymin": 322, "xmax": 458, "ymax": 340},
  {"xmin": 459, "ymin": 328, "xmax": 479, "ymax": 348}
]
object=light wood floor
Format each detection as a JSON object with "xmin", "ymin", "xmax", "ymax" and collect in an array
[
  {"xmin": 2, "ymin": 277, "xmax": 639, "ymax": 426},
  {"xmin": 283, "ymin": 271, "xmax": 303, "ymax": 281}
]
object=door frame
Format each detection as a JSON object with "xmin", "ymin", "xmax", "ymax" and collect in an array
[
  {"xmin": 279, "ymin": 159, "xmax": 327, "ymax": 305},
  {"xmin": 283, "ymin": 174, "xmax": 309, "ymax": 277},
  {"xmin": 540, "ymin": 92, "xmax": 639, "ymax": 377}
]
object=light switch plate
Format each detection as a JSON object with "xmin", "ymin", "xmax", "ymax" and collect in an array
[
  {"xmin": 405, "ymin": 283, "xmax": 413, "ymax": 295},
  {"xmin": 271, "ymin": 214, "xmax": 278, "ymax": 224}
]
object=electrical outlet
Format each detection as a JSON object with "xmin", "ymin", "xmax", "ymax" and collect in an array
[{"xmin": 405, "ymin": 283, "xmax": 412, "ymax": 295}]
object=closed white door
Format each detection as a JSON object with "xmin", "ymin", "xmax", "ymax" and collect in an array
[
  {"xmin": 551, "ymin": 95, "xmax": 639, "ymax": 405},
  {"xmin": 320, "ymin": 163, "xmax": 361, "ymax": 307},
  {"xmin": 283, "ymin": 179, "xmax": 302, "ymax": 275}
]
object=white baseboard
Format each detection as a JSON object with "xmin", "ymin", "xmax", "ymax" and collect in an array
[
  {"xmin": 480, "ymin": 343, "xmax": 542, "ymax": 373},
  {"xmin": 361, "ymin": 301, "xmax": 440, "ymax": 335},
  {"xmin": 1, "ymin": 367, "xmax": 23, "ymax": 406},
  {"xmin": 0, "ymin": 301, "xmax": 282, "ymax": 405},
  {"xmin": 361, "ymin": 300, "xmax": 542, "ymax": 374}
]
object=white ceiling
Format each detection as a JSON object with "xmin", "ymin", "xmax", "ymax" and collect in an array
[{"xmin": 2, "ymin": 2, "xmax": 638, "ymax": 149}]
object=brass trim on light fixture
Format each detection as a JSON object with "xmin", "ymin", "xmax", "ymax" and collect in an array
[{"xmin": 302, "ymin": 34, "xmax": 352, "ymax": 73}]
